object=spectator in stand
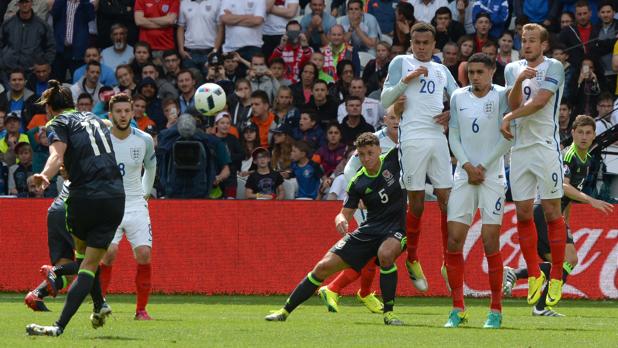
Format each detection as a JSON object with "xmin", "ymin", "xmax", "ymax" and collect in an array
[
  {"xmin": 472, "ymin": 0, "xmax": 508, "ymax": 39},
  {"xmin": 497, "ymin": 30, "xmax": 518, "ymax": 66},
  {"xmin": 177, "ymin": 0, "xmax": 224, "ymax": 75},
  {"xmin": 328, "ymin": 59, "xmax": 356, "ymax": 103},
  {"xmin": 239, "ymin": 123, "xmax": 260, "ymax": 174},
  {"xmin": 291, "ymin": 110, "xmax": 326, "ymax": 148},
  {"xmin": 339, "ymin": 95, "xmax": 375, "ymax": 146},
  {"xmin": 227, "ymin": 78, "xmax": 253, "ymax": 130},
  {"xmin": 308, "ymin": 79, "xmax": 338, "ymax": 129},
  {"xmin": 133, "ymin": 94, "xmax": 157, "ymax": 131},
  {"xmin": 473, "ymin": 12, "xmax": 492, "ymax": 52},
  {"xmin": 73, "ymin": 47, "xmax": 118, "ymax": 87},
  {"xmin": 263, "ymin": 0, "xmax": 300, "ymax": 59},
  {"xmin": 321, "ymin": 25, "xmax": 360, "ymax": 82},
  {"xmin": 481, "ymin": 40, "xmax": 505, "ymax": 86},
  {"xmin": 70, "ymin": 61, "xmax": 104, "ymax": 104},
  {"xmin": 456, "ymin": 35, "xmax": 474, "ymax": 85},
  {"xmin": 75, "ymin": 93, "xmax": 93, "ymax": 112},
  {"xmin": 97, "ymin": 0, "xmax": 139, "ymax": 47},
  {"xmin": 315, "ymin": 121, "xmax": 346, "ymax": 177},
  {"xmin": 513, "ymin": 0, "xmax": 559, "ymax": 27},
  {"xmin": 558, "ymin": 100, "xmax": 573, "ymax": 144},
  {"xmin": 336, "ymin": 78, "xmax": 384, "ymax": 128},
  {"xmin": 553, "ymin": 44, "xmax": 575, "ymax": 101},
  {"xmin": 561, "ymin": 11, "xmax": 575, "ymax": 30},
  {"xmin": 0, "ymin": 0, "xmax": 55, "ymax": 73},
  {"xmin": 115, "ymin": 64, "xmax": 137, "ymax": 96},
  {"xmin": 393, "ymin": 1, "xmax": 416, "ymax": 52},
  {"xmin": 0, "ymin": 112, "xmax": 29, "ymax": 166},
  {"xmin": 245, "ymin": 146, "xmax": 285, "ymax": 199},
  {"xmin": 450, "ymin": 0, "xmax": 474, "ymax": 34},
  {"xmin": 27, "ymin": 58, "xmax": 52, "ymax": 99},
  {"xmin": 442, "ymin": 42, "xmax": 460, "ymax": 79},
  {"xmin": 219, "ymin": 0, "xmax": 266, "ymax": 61},
  {"xmin": 177, "ymin": 69, "xmax": 196, "ymax": 113},
  {"xmin": 290, "ymin": 139, "xmax": 323, "ymax": 199},
  {"xmin": 595, "ymin": 92, "xmax": 615, "ymax": 133},
  {"xmin": 4, "ymin": 0, "xmax": 50, "ymax": 21},
  {"xmin": 269, "ymin": 57, "xmax": 292, "ymax": 87},
  {"xmin": 0, "ymin": 110, "xmax": 5, "ymax": 140},
  {"xmin": 366, "ymin": 0, "xmax": 396, "ymax": 36},
  {"xmin": 363, "ymin": 41, "xmax": 391, "ymax": 95},
  {"xmin": 291, "ymin": 62, "xmax": 318, "ymax": 108},
  {"xmin": 595, "ymin": 1, "xmax": 618, "ymax": 92},
  {"xmin": 433, "ymin": 6, "xmax": 466, "ymax": 51},
  {"xmin": 301, "ymin": 0, "xmax": 336, "ymax": 51},
  {"xmin": 214, "ymin": 111, "xmax": 243, "ymax": 198},
  {"xmin": 310, "ymin": 51, "xmax": 334, "ymax": 84},
  {"xmin": 137, "ymin": 76, "xmax": 166, "ymax": 130},
  {"xmin": 142, "ymin": 61, "xmax": 179, "ymax": 100},
  {"xmin": 410, "ymin": 0, "xmax": 449, "ymax": 24},
  {"xmin": 101, "ymin": 24, "xmax": 135, "ymax": 71},
  {"xmin": 161, "ymin": 97, "xmax": 179, "ymax": 129},
  {"xmin": 272, "ymin": 85, "xmax": 300, "ymax": 129},
  {"xmin": 270, "ymin": 125, "xmax": 293, "ymax": 173},
  {"xmin": 250, "ymin": 90, "xmax": 278, "ymax": 147},
  {"xmin": 573, "ymin": 58, "xmax": 607, "ymax": 117},
  {"xmin": 223, "ymin": 52, "xmax": 244, "ymax": 84},
  {"xmin": 340, "ymin": 0, "xmax": 379, "ymax": 53},
  {"xmin": 270, "ymin": 21, "xmax": 313, "ymax": 85},
  {"xmin": 512, "ymin": 15, "xmax": 527, "ymax": 51},
  {"xmin": 249, "ymin": 53, "xmax": 281, "ymax": 104},
  {"xmin": 163, "ymin": 50, "xmax": 182, "ymax": 89},
  {"xmin": 559, "ymin": 1, "xmax": 596, "ymax": 74},
  {"xmin": 50, "ymin": 0, "xmax": 95, "ymax": 83},
  {"xmin": 130, "ymin": 41, "xmax": 152, "ymax": 80},
  {"xmin": 204, "ymin": 52, "xmax": 234, "ymax": 95},
  {"xmin": 1, "ymin": 68, "xmax": 37, "ymax": 130},
  {"xmin": 134, "ymin": 0, "xmax": 179, "ymax": 59},
  {"xmin": 8, "ymin": 141, "xmax": 33, "ymax": 196}
]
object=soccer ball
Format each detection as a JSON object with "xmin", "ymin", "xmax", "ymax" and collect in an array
[{"xmin": 194, "ymin": 83, "xmax": 226, "ymax": 116}]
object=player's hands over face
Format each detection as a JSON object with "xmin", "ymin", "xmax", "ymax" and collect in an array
[
  {"xmin": 517, "ymin": 67, "xmax": 537, "ymax": 83},
  {"xmin": 500, "ymin": 115, "xmax": 514, "ymax": 140},
  {"xmin": 32, "ymin": 173, "xmax": 50, "ymax": 190},
  {"xmin": 402, "ymin": 66, "xmax": 428, "ymax": 84},
  {"xmin": 433, "ymin": 110, "xmax": 450, "ymax": 127},
  {"xmin": 590, "ymin": 198, "xmax": 614, "ymax": 214},
  {"xmin": 335, "ymin": 213, "xmax": 349, "ymax": 236}
]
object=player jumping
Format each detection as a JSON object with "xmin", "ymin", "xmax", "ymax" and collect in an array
[
  {"xmin": 26, "ymin": 81, "xmax": 125, "ymax": 336},
  {"xmin": 503, "ymin": 115, "xmax": 613, "ymax": 316},
  {"xmin": 382, "ymin": 22, "xmax": 459, "ymax": 292},
  {"xmin": 318, "ymin": 102, "xmax": 403, "ymax": 314},
  {"xmin": 98, "ymin": 93, "xmax": 157, "ymax": 320},
  {"xmin": 265, "ymin": 133, "xmax": 407, "ymax": 326},
  {"xmin": 501, "ymin": 23, "xmax": 567, "ymax": 307},
  {"xmin": 444, "ymin": 53, "xmax": 512, "ymax": 329}
]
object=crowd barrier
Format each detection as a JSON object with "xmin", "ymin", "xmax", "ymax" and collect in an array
[{"xmin": 0, "ymin": 199, "xmax": 616, "ymax": 299}]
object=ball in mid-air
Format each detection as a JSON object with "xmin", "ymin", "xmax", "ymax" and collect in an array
[{"xmin": 195, "ymin": 83, "xmax": 226, "ymax": 116}]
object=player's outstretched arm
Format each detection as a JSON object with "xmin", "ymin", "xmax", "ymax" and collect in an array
[
  {"xmin": 335, "ymin": 208, "xmax": 354, "ymax": 236},
  {"xmin": 563, "ymin": 178, "xmax": 614, "ymax": 215},
  {"xmin": 34, "ymin": 141, "xmax": 67, "ymax": 190}
]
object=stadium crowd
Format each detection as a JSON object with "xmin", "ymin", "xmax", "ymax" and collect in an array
[{"xmin": 0, "ymin": 0, "xmax": 617, "ymax": 200}]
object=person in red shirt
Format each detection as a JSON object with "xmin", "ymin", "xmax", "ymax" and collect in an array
[
  {"xmin": 134, "ymin": 0, "xmax": 179, "ymax": 58},
  {"xmin": 270, "ymin": 20, "xmax": 313, "ymax": 84},
  {"xmin": 473, "ymin": 13, "xmax": 491, "ymax": 52}
]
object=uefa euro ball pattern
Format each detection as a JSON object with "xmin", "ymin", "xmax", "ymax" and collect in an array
[{"xmin": 195, "ymin": 83, "xmax": 227, "ymax": 116}]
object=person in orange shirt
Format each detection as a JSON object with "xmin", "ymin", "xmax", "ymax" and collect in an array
[
  {"xmin": 249, "ymin": 90, "xmax": 277, "ymax": 148},
  {"xmin": 132, "ymin": 94, "xmax": 156, "ymax": 131}
]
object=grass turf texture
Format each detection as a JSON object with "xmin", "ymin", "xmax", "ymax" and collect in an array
[{"xmin": 3, "ymin": 294, "xmax": 617, "ymax": 347}]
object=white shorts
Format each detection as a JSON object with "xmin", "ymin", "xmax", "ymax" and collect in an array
[
  {"xmin": 111, "ymin": 201, "xmax": 152, "ymax": 248},
  {"xmin": 447, "ymin": 179, "xmax": 506, "ymax": 226},
  {"xmin": 510, "ymin": 145, "xmax": 564, "ymax": 201},
  {"xmin": 400, "ymin": 137, "xmax": 453, "ymax": 191}
]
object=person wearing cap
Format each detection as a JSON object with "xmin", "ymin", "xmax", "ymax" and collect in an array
[
  {"xmin": 214, "ymin": 112, "xmax": 242, "ymax": 198},
  {"xmin": 137, "ymin": 77, "xmax": 165, "ymax": 130},
  {"xmin": 0, "ymin": 112, "xmax": 30, "ymax": 166},
  {"xmin": 177, "ymin": 0, "xmax": 224, "ymax": 74},
  {"xmin": 205, "ymin": 52, "xmax": 234, "ymax": 96},
  {"xmin": 8, "ymin": 141, "xmax": 33, "ymax": 196},
  {"xmin": 245, "ymin": 147, "xmax": 285, "ymax": 200},
  {"xmin": 70, "ymin": 61, "xmax": 104, "ymax": 105}
]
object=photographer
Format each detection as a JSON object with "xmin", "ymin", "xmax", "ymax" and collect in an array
[{"xmin": 269, "ymin": 20, "xmax": 313, "ymax": 85}]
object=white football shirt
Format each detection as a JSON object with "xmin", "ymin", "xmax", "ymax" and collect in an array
[{"xmin": 111, "ymin": 128, "xmax": 157, "ymax": 203}]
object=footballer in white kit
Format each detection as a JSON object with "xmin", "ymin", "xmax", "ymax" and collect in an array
[
  {"xmin": 381, "ymin": 23, "xmax": 458, "ymax": 292},
  {"xmin": 500, "ymin": 24, "xmax": 567, "ymax": 308},
  {"xmin": 99, "ymin": 94, "xmax": 157, "ymax": 320}
]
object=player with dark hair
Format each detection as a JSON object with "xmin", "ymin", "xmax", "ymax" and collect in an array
[
  {"xmin": 265, "ymin": 132, "xmax": 407, "ymax": 326},
  {"xmin": 502, "ymin": 115, "xmax": 613, "ymax": 316},
  {"xmin": 26, "ymin": 80, "xmax": 125, "ymax": 337}
]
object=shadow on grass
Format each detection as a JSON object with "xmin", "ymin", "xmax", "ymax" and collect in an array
[
  {"xmin": 93, "ymin": 335, "xmax": 142, "ymax": 341},
  {"xmin": 352, "ymin": 321, "xmax": 603, "ymax": 332}
]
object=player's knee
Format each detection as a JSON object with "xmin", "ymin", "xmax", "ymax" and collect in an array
[
  {"xmin": 447, "ymin": 237, "xmax": 464, "ymax": 252},
  {"xmin": 134, "ymin": 246, "xmax": 152, "ymax": 264},
  {"xmin": 481, "ymin": 238, "xmax": 499, "ymax": 255},
  {"xmin": 102, "ymin": 245, "xmax": 119, "ymax": 265},
  {"xmin": 313, "ymin": 258, "xmax": 335, "ymax": 279}
]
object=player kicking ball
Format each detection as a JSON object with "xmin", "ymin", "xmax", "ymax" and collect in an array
[
  {"xmin": 443, "ymin": 53, "xmax": 512, "ymax": 329},
  {"xmin": 99, "ymin": 93, "xmax": 157, "ymax": 320},
  {"xmin": 501, "ymin": 23, "xmax": 567, "ymax": 307},
  {"xmin": 266, "ymin": 133, "xmax": 407, "ymax": 326},
  {"xmin": 318, "ymin": 102, "xmax": 403, "ymax": 314},
  {"xmin": 382, "ymin": 22, "xmax": 459, "ymax": 292},
  {"xmin": 503, "ymin": 115, "xmax": 613, "ymax": 316}
]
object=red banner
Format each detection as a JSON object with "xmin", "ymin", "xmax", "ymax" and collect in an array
[{"xmin": 0, "ymin": 199, "xmax": 616, "ymax": 299}]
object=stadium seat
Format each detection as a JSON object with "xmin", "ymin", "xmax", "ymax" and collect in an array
[{"xmin": 358, "ymin": 51, "xmax": 375, "ymax": 70}]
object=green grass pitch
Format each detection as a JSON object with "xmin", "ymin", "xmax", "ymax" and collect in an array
[{"xmin": 3, "ymin": 294, "xmax": 617, "ymax": 347}]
